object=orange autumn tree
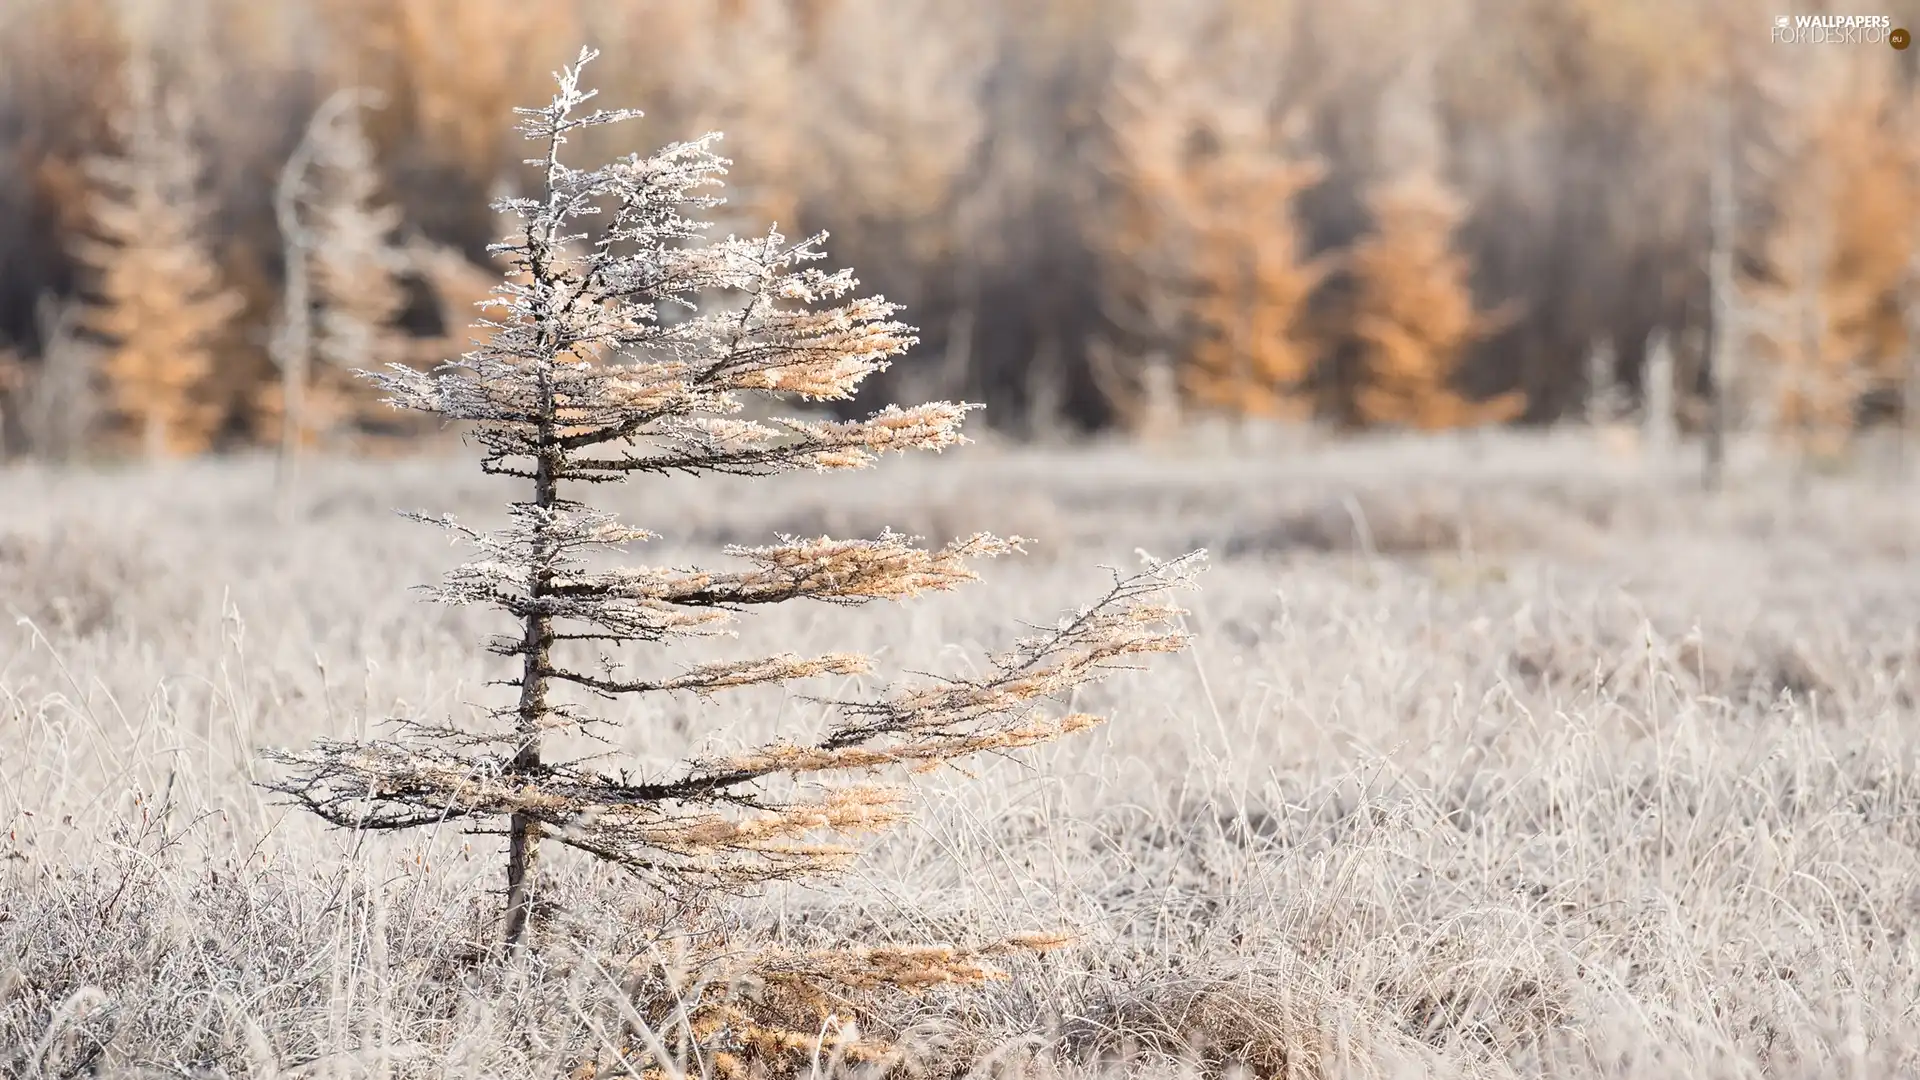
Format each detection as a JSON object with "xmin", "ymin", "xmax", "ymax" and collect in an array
[
  {"xmin": 1745, "ymin": 52, "xmax": 1917, "ymax": 461},
  {"xmin": 1349, "ymin": 174, "xmax": 1521, "ymax": 430},
  {"xmin": 76, "ymin": 52, "xmax": 241, "ymax": 458},
  {"xmin": 1349, "ymin": 51, "xmax": 1521, "ymax": 431},
  {"xmin": 1095, "ymin": 0, "xmax": 1327, "ymax": 427},
  {"xmin": 1183, "ymin": 146, "xmax": 1328, "ymax": 420}
]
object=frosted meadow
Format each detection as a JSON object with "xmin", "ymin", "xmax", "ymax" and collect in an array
[{"xmin": 4, "ymin": 429, "xmax": 1920, "ymax": 1077}]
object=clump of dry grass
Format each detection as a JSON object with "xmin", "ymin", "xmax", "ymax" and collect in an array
[
  {"xmin": 3, "ymin": 431, "xmax": 1919, "ymax": 1077},
  {"xmin": 0, "ymin": 528, "xmax": 150, "ymax": 638}
]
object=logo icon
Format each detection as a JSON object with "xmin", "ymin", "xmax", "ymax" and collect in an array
[
  {"xmin": 1893, "ymin": 26, "xmax": 1912, "ymax": 48},
  {"xmin": 1775, "ymin": 14, "xmax": 1791, "ymax": 28}
]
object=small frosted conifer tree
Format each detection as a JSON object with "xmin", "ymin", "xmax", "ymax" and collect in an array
[{"xmin": 263, "ymin": 50, "xmax": 1201, "ymax": 958}]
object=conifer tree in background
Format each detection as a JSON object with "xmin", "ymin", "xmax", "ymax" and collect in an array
[
  {"xmin": 1744, "ymin": 56, "xmax": 1912, "ymax": 465},
  {"xmin": 1750, "ymin": 193, "xmax": 1850, "ymax": 464},
  {"xmin": 1094, "ymin": 0, "xmax": 1325, "ymax": 431},
  {"xmin": 263, "ymin": 49, "xmax": 1201, "ymax": 1001},
  {"xmin": 1348, "ymin": 51, "xmax": 1522, "ymax": 432},
  {"xmin": 15, "ymin": 0, "xmax": 1920, "ymax": 452},
  {"xmin": 1182, "ymin": 146, "xmax": 1328, "ymax": 422},
  {"xmin": 669, "ymin": 0, "xmax": 807, "ymax": 234},
  {"xmin": 269, "ymin": 89, "xmax": 411, "ymax": 468},
  {"xmin": 1906, "ymin": 237, "xmax": 1920, "ymax": 475},
  {"xmin": 1088, "ymin": 31, "xmax": 1191, "ymax": 438},
  {"xmin": 309, "ymin": 95, "xmax": 411, "ymax": 419},
  {"xmin": 1348, "ymin": 171, "xmax": 1522, "ymax": 430},
  {"xmin": 77, "ymin": 53, "xmax": 240, "ymax": 459},
  {"xmin": 1819, "ymin": 69, "xmax": 1916, "ymax": 436}
]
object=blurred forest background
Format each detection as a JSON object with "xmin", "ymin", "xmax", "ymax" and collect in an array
[{"xmin": 3, "ymin": 0, "xmax": 1920, "ymax": 463}]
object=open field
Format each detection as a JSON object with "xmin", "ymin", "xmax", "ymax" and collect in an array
[{"xmin": 3, "ymin": 431, "xmax": 1920, "ymax": 1078}]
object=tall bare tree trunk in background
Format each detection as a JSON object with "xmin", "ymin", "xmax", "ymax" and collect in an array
[
  {"xmin": 1644, "ymin": 327, "xmax": 1676, "ymax": 459},
  {"xmin": 272, "ymin": 135, "xmax": 314, "ymax": 494},
  {"xmin": 1794, "ymin": 216, "xmax": 1830, "ymax": 481},
  {"xmin": 273, "ymin": 88, "xmax": 385, "ymax": 496},
  {"xmin": 1905, "ymin": 252, "xmax": 1920, "ymax": 476},
  {"xmin": 1022, "ymin": 335, "xmax": 1067, "ymax": 444},
  {"xmin": 1704, "ymin": 102, "xmax": 1737, "ymax": 490},
  {"xmin": 1585, "ymin": 336, "xmax": 1616, "ymax": 425}
]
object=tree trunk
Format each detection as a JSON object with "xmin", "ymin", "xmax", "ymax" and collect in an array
[
  {"xmin": 1798, "ymin": 222, "xmax": 1827, "ymax": 475},
  {"xmin": 1904, "ymin": 254, "xmax": 1920, "ymax": 476},
  {"xmin": 504, "ymin": 428, "xmax": 558, "ymax": 949},
  {"xmin": 503, "ymin": 634, "xmax": 552, "ymax": 946},
  {"xmin": 1585, "ymin": 336, "xmax": 1615, "ymax": 426},
  {"xmin": 274, "ymin": 90, "xmax": 372, "ymax": 497},
  {"xmin": 143, "ymin": 409, "xmax": 164, "ymax": 460},
  {"xmin": 503, "ymin": 615, "xmax": 550, "ymax": 947},
  {"xmin": 1704, "ymin": 103, "xmax": 1735, "ymax": 491},
  {"xmin": 1643, "ymin": 328, "xmax": 1676, "ymax": 459},
  {"xmin": 502, "ymin": 806, "xmax": 543, "ymax": 947},
  {"xmin": 280, "ymin": 331, "xmax": 308, "ymax": 474},
  {"xmin": 273, "ymin": 148, "xmax": 313, "ymax": 496}
]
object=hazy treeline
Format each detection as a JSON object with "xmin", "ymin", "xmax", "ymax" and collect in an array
[{"xmin": 1, "ymin": 0, "xmax": 1919, "ymax": 455}]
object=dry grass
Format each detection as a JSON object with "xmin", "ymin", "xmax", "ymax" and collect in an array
[{"xmin": 3, "ymin": 429, "xmax": 1919, "ymax": 1078}]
